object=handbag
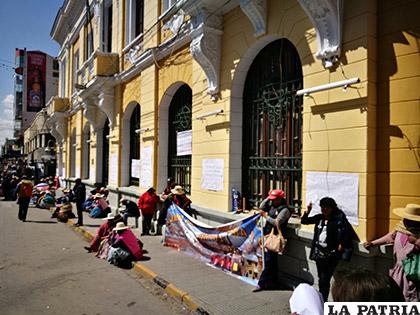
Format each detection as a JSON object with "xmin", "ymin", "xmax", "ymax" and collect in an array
[
  {"xmin": 310, "ymin": 244, "xmax": 336, "ymax": 261},
  {"xmin": 264, "ymin": 221, "xmax": 287, "ymax": 254},
  {"xmin": 402, "ymin": 253, "xmax": 420, "ymax": 282}
]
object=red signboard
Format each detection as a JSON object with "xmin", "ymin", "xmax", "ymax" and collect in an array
[{"xmin": 26, "ymin": 52, "xmax": 46, "ymax": 112}]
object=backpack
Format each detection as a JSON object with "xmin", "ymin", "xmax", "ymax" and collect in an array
[{"xmin": 20, "ymin": 182, "xmax": 32, "ymax": 198}]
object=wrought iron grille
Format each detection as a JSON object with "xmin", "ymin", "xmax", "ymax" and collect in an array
[
  {"xmin": 168, "ymin": 85, "xmax": 192, "ymax": 194},
  {"xmin": 242, "ymin": 39, "xmax": 303, "ymax": 214},
  {"xmin": 130, "ymin": 104, "xmax": 141, "ymax": 186}
]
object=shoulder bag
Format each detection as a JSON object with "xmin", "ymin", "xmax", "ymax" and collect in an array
[
  {"xmin": 402, "ymin": 253, "xmax": 420, "ymax": 282},
  {"xmin": 264, "ymin": 220, "xmax": 287, "ymax": 254}
]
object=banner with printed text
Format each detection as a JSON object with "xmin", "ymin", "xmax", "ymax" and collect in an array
[{"xmin": 164, "ymin": 204, "xmax": 263, "ymax": 284}]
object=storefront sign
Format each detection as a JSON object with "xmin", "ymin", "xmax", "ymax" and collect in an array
[
  {"xmin": 176, "ymin": 130, "xmax": 192, "ymax": 156},
  {"xmin": 201, "ymin": 158, "xmax": 224, "ymax": 191}
]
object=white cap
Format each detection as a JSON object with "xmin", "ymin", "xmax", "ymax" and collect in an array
[{"xmin": 289, "ymin": 283, "xmax": 324, "ymax": 315}]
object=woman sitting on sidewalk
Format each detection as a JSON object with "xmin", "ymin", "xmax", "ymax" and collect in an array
[
  {"xmin": 107, "ymin": 222, "xmax": 144, "ymax": 267},
  {"xmin": 84, "ymin": 213, "xmax": 122, "ymax": 253},
  {"xmin": 90, "ymin": 193, "xmax": 111, "ymax": 218}
]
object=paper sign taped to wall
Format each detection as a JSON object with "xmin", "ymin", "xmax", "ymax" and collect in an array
[
  {"xmin": 305, "ymin": 172, "xmax": 359, "ymax": 225},
  {"xmin": 140, "ymin": 146, "xmax": 152, "ymax": 188},
  {"xmin": 201, "ymin": 159, "xmax": 224, "ymax": 191},
  {"xmin": 109, "ymin": 154, "xmax": 118, "ymax": 183},
  {"xmin": 177, "ymin": 130, "xmax": 192, "ymax": 156},
  {"xmin": 131, "ymin": 159, "xmax": 140, "ymax": 179}
]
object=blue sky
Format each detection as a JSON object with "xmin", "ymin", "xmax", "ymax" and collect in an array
[{"xmin": 0, "ymin": 0, "xmax": 62, "ymax": 145}]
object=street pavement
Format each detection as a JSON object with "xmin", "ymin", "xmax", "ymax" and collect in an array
[
  {"xmin": 0, "ymin": 200, "xmax": 193, "ymax": 315},
  {"xmin": 0, "ymin": 199, "xmax": 293, "ymax": 315}
]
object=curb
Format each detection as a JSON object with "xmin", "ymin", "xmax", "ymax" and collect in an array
[{"xmin": 51, "ymin": 210, "xmax": 210, "ymax": 314}]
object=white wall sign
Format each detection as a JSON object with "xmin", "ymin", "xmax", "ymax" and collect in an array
[
  {"xmin": 75, "ymin": 166, "xmax": 81, "ymax": 178},
  {"xmin": 131, "ymin": 159, "xmax": 141, "ymax": 179},
  {"xmin": 89, "ymin": 160, "xmax": 95, "ymax": 179},
  {"xmin": 109, "ymin": 154, "xmax": 118, "ymax": 184},
  {"xmin": 177, "ymin": 130, "xmax": 192, "ymax": 156},
  {"xmin": 201, "ymin": 159, "xmax": 224, "ymax": 191},
  {"xmin": 140, "ymin": 146, "xmax": 152, "ymax": 188},
  {"xmin": 305, "ymin": 172, "xmax": 359, "ymax": 225}
]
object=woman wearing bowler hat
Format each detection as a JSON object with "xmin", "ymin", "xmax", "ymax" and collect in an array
[
  {"xmin": 364, "ymin": 204, "xmax": 420, "ymax": 301},
  {"xmin": 254, "ymin": 189, "xmax": 291, "ymax": 292}
]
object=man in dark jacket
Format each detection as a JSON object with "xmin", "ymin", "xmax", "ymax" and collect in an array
[
  {"xmin": 120, "ymin": 198, "xmax": 140, "ymax": 228},
  {"xmin": 301, "ymin": 197, "xmax": 353, "ymax": 302},
  {"xmin": 73, "ymin": 178, "xmax": 86, "ymax": 226}
]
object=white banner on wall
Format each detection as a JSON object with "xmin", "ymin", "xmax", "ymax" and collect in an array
[
  {"xmin": 177, "ymin": 130, "xmax": 192, "ymax": 156},
  {"xmin": 109, "ymin": 154, "xmax": 118, "ymax": 184},
  {"xmin": 201, "ymin": 159, "xmax": 224, "ymax": 191},
  {"xmin": 75, "ymin": 166, "xmax": 81, "ymax": 178},
  {"xmin": 305, "ymin": 171, "xmax": 359, "ymax": 225},
  {"xmin": 131, "ymin": 159, "xmax": 141, "ymax": 179},
  {"xmin": 140, "ymin": 146, "xmax": 152, "ymax": 188}
]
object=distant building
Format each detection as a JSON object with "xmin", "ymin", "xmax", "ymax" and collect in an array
[
  {"xmin": 13, "ymin": 49, "xmax": 59, "ymax": 138},
  {"xmin": 23, "ymin": 109, "xmax": 56, "ymax": 179}
]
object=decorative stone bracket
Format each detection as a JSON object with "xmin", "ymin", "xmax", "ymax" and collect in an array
[
  {"xmin": 50, "ymin": 112, "xmax": 68, "ymax": 144},
  {"xmin": 98, "ymin": 90, "xmax": 115, "ymax": 126},
  {"xmin": 298, "ymin": 0, "xmax": 343, "ymax": 68},
  {"xmin": 46, "ymin": 119, "xmax": 62, "ymax": 144},
  {"xmin": 239, "ymin": 0, "xmax": 266, "ymax": 37},
  {"xmin": 82, "ymin": 99, "xmax": 107, "ymax": 132},
  {"xmin": 189, "ymin": 8, "xmax": 223, "ymax": 101}
]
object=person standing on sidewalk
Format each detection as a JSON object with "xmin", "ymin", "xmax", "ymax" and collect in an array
[
  {"xmin": 138, "ymin": 187, "xmax": 159, "ymax": 236},
  {"xmin": 73, "ymin": 178, "xmax": 86, "ymax": 227},
  {"xmin": 254, "ymin": 189, "xmax": 291, "ymax": 292},
  {"xmin": 120, "ymin": 198, "xmax": 140, "ymax": 227},
  {"xmin": 301, "ymin": 197, "xmax": 353, "ymax": 302},
  {"xmin": 16, "ymin": 175, "xmax": 33, "ymax": 222}
]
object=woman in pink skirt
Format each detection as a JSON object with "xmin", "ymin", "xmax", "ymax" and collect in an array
[{"xmin": 364, "ymin": 204, "xmax": 420, "ymax": 301}]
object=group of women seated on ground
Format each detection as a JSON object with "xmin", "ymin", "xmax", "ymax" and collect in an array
[{"xmin": 84, "ymin": 213, "xmax": 144, "ymax": 268}]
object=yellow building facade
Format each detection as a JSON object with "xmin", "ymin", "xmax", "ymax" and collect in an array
[{"xmin": 47, "ymin": 0, "xmax": 419, "ymax": 268}]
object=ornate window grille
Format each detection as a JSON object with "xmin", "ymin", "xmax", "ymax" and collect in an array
[
  {"xmin": 168, "ymin": 85, "xmax": 192, "ymax": 194},
  {"xmin": 242, "ymin": 39, "xmax": 303, "ymax": 214}
]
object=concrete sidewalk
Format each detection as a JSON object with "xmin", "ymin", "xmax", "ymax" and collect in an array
[{"xmin": 64, "ymin": 211, "xmax": 293, "ymax": 315}]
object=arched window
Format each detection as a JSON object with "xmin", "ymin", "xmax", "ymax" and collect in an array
[
  {"xmin": 129, "ymin": 104, "xmax": 141, "ymax": 185},
  {"xmin": 102, "ymin": 120, "xmax": 110, "ymax": 185},
  {"xmin": 242, "ymin": 39, "xmax": 303, "ymax": 212},
  {"xmin": 168, "ymin": 84, "xmax": 192, "ymax": 194}
]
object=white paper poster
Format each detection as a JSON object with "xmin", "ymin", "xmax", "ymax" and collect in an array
[
  {"xmin": 140, "ymin": 146, "xmax": 152, "ymax": 188},
  {"xmin": 305, "ymin": 172, "xmax": 359, "ymax": 225},
  {"xmin": 131, "ymin": 159, "xmax": 141, "ymax": 179},
  {"xmin": 177, "ymin": 130, "xmax": 192, "ymax": 156},
  {"xmin": 201, "ymin": 159, "xmax": 224, "ymax": 191},
  {"xmin": 109, "ymin": 154, "xmax": 118, "ymax": 183},
  {"xmin": 89, "ymin": 161, "xmax": 95, "ymax": 179}
]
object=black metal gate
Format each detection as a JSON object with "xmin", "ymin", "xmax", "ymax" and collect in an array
[
  {"xmin": 168, "ymin": 85, "xmax": 192, "ymax": 194},
  {"xmin": 130, "ymin": 104, "xmax": 141, "ymax": 186},
  {"xmin": 242, "ymin": 39, "xmax": 303, "ymax": 213}
]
